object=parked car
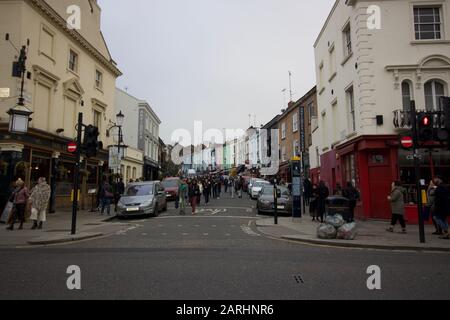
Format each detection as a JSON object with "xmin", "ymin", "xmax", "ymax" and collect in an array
[
  {"xmin": 117, "ymin": 181, "xmax": 167, "ymax": 218},
  {"xmin": 162, "ymin": 177, "xmax": 181, "ymax": 201},
  {"xmin": 250, "ymin": 180, "xmax": 271, "ymax": 199},
  {"xmin": 247, "ymin": 178, "xmax": 259, "ymax": 195},
  {"xmin": 257, "ymin": 185, "xmax": 292, "ymax": 215}
]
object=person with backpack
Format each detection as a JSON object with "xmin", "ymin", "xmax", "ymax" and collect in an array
[
  {"xmin": 433, "ymin": 176, "xmax": 449, "ymax": 240},
  {"xmin": 386, "ymin": 181, "xmax": 407, "ymax": 234}
]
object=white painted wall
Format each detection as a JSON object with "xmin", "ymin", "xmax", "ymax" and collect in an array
[{"xmin": 310, "ymin": 0, "xmax": 450, "ymax": 167}]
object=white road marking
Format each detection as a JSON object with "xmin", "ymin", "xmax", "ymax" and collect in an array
[
  {"xmin": 225, "ymin": 234, "xmax": 231, "ymax": 237},
  {"xmin": 241, "ymin": 225, "xmax": 260, "ymax": 237},
  {"xmin": 141, "ymin": 233, "xmax": 147, "ymax": 236},
  {"xmin": 182, "ymin": 233, "xmax": 189, "ymax": 236},
  {"xmin": 203, "ymin": 233, "xmax": 209, "ymax": 236},
  {"xmin": 212, "ymin": 225, "xmax": 217, "ymax": 228},
  {"xmin": 162, "ymin": 233, "xmax": 167, "ymax": 236}
]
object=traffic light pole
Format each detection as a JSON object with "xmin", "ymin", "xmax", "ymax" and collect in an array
[
  {"xmin": 274, "ymin": 179, "xmax": 278, "ymax": 225},
  {"xmin": 71, "ymin": 112, "xmax": 83, "ymax": 235},
  {"xmin": 411, "ymin": 101, "xmax": 426, "ymax": 244}
]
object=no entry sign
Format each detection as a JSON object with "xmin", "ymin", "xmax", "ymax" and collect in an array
[
  {"xmin": 400, "ymin": 136, "xmax": 414, "ymax": 149},
  {"xmin": 67, "ymin": 142, "xmax": 77, "ymax": 153}
]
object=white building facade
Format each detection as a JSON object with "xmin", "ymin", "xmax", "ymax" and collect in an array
[{"xmin": 309, "ymin": 0, "xmax": 450, "ymax": 220}]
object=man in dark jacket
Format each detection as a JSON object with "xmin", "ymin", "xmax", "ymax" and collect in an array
[
  {"xmin": 316, "ymin": 181, "xmax": 329, "ymax": 223},
  {"xmin": 433, "ymin": 176, "xmax": 449, "ymax": 239},
  {"xmin": 343, "ymin": 182, "xmax": 360, "ymax": 222}
]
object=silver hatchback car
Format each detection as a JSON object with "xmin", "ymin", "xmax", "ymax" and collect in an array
[{"xmin": 117, "ymin": 181, "xmax": 168, "ymax": 218}]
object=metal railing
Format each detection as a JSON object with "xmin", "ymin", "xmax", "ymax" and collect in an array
[{"xmin": 393, "ymin": 109, "xmax": 445, "ymax": 129}]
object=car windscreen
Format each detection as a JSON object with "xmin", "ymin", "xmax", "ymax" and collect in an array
[
  {"xmin": 262, "ymin": 186, "xmax": 290, "ymax": 196},
  {"xmin": 125, "ymin": 184, "xmax": 154, "ymax": 196},
  {"xmin": 254, "ymin": 181, "xmax": 269, "ymax": 188},
  {"xmin": 162, "ymin": 180, "xmax": 179, "ymax": 188}
]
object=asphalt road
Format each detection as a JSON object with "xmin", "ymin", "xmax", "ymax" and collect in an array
[{"xmin": 0, "ymin": 192, "xmax": 449, "ymax": 300}]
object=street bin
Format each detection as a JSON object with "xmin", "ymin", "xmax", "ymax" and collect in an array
[{"xmin": 326, "ymin": 196, "xmax": 351, "ymax": 221}]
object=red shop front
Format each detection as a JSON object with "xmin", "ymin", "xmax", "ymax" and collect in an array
[{"xmin": 337, "ymin": 135, "xmax": 399, "ymax": 220}]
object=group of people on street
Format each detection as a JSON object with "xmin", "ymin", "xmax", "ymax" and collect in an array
[
  {"xmin": 386, "ymin": 176, "xmax": 449, "ymax": 239},
  {"xmin": 306, "ymin": 179, "xmax": 359, "ymax": 223},
  {"xmin": 175, "ymin": 175, "xmax": 247, "ymax": 215},
  {"xmin": 5, "ymin": 177, "xmax": 51, "ymax": 231}
]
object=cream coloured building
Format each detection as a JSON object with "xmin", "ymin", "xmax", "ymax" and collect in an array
[
  {"xmin": 0, "ymin": 0, "xmax": 121, "ymax": 210},
  {"xmin": 309, "ymin": 0, "xmax": 450, "ymax": 220}
]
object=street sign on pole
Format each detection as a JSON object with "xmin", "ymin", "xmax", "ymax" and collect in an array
[
  {"xmin": 71, "ymin": 113, "xmax": 83, "ymax": 235},
  {"xmin": 67, "ymin": 142, "xmax": 77, "ymax": 153},
  {"xmin": 410, "ymin": 101, "xmax": 426, "ymax": 244},
  {"xmin": 400, "ymin": 136, "xmax": 414, "ymax": 149}
]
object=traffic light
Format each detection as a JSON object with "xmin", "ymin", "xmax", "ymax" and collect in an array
[
  {"xmin": 83, "ymin": 125, "xmax": 100, "ymax": 158},
  {"xmin": 417, "ymin": 112, "xmax": 434, "ymax": 142}
]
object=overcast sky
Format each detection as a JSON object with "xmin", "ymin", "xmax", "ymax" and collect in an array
[{"xmin": 98, "ymin": 0, "xmax": 335, "ymax": 144}]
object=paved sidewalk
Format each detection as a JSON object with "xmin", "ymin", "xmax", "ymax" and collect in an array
[
  {"xmin": 256, "ymin": 217, "xmax": 450, "ymax": 252},
  {"xmin": 0, "ymin": 210, "xmax": 131, "ymax": 247}
]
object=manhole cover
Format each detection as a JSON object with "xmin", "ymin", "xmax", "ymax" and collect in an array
[{"xmin": 293, "ymin": 275, "xmax": 304, "ymax": 284}]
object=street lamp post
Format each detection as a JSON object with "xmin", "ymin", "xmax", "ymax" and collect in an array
[
  {"xmin": 107, "ymin": 111, "xmax": 126, "ymax": 179},
  {"xmin": 8, "ymin": 45, "xmax": 33, "ymax": 134}
]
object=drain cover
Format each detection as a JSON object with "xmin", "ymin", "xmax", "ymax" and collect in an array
[{"xmin": 293, "ymin": 275, "xmax": 304, "ymax": 284}]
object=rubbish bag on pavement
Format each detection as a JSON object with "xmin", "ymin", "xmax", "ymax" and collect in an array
[
  {"xmin": 337, "ymin": 222, "xmax": 357, "ymax": 240},
  {"xmin": 325, "ymin": 214, "xmax": 345, "ymax": 228},
  {"xmin": 317, "ymin": 223, "xmax": 337, "ymax": 239}
]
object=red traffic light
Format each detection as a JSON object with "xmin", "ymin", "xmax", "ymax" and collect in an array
[
  {"xmin": 421, "ymin": 116, "xmax": 431, "ymax": 126},
  {"xmin": 67, "ymin": 142, "xmax": 77, "ymax": 153}
]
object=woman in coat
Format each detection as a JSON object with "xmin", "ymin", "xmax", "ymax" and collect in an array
[
  {"xmin": 30, "ymin": 177, "xmax": 51, "ymax": 230},
  {"xmin": 386, "ymin": 181, "xmax": 407, "ymax": 234},
  {"xmin": 7, "ymin": 179, "xmax": 29, "ymax": 231}
]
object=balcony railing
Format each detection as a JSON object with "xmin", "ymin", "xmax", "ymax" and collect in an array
[{"xmin": 393, "ymin": 109, "xmax": 445, "ymax": 129}]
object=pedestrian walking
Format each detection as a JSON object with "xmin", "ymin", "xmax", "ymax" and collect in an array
[
  {"xmin": 230, "ymin": 178, "xmax": 235, "ymax": 199},
  {"xmin": 6, "ymin": 179, "xmax": 29, "ymax": 231},
  {"xmin": 310, "ymin": 184, "xmax": 318, "ymax": 221},
  {"xmin": 29, "ymin": 177, "xmax": 51, "ymax": 230},
  {"xmin": 316, "ymin": 181, "xmax": 329, "ymax": 223},
  {"xmin": 197, "ymin": 180, "xmax": 203, "ymax": 206},
  {"xmin": 432, "ymin": 176, "xmax": 449, "ymax": 239},
  {"xmin": 203, "ymin": 180, "xmax": 211, "ymax": 205},
  {"xmin": 189, "ymin": 181, "xmax": 200, "ymax": 215},
  {"xmin": 100, "ymin": 180, "xmax": 114, "ymax": 215},
  {"xmin": 386, "ymin": 181, "xmax": 407, "ymax": 234},
  {"xmin": 424, "ymin": 180, "xmax": 441, "ymax": 235},
  {"xmin": 343, "ymin": 182, "xmax": 359, "ymax": 222},
  {"xmin": 179, "ymin": 180, "xmax": 188, "ymax": 215},
  {"xmin": 224, "ymin": 178, "xmax": 229, "ymax": 194}
]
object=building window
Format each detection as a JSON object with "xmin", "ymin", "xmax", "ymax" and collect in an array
[
  {"xmin": 93, "ymin": 109, "xmax": 101, "ymax": 129},
  {"xmin": 402, "ymin": 81, "xmax": 413, "ymax": 112},
  {"xmin": 343, "ymin": 23, "xmax": 352, "ymax": 57},
  {"xmin": 95, "ymin": 70, "xmax": 103, "ymax": 89},
  {"xmin": 346, "ymin": 86, "xmax": 356, "ymax": 132},
  {"xmin": 133, "ymin": 167, "xmax": 137, "ymax": 179},
  {"xmin": 68, "ymin": 50, "xmax": 78, "ymax": 73},
  {"xmin": 319, "ymin": 64, "xmax": 324, "ymax": 91},
  {"xmin": 281, "ymin": 145, "xmax": 286, "ymax": 162},
  {"xmin": 292, "ymin": 113, "xmax": 299, "ymax": 132},
  {"xmin": 293, "ymin": 140, "xmax": 299, "ymax": 157},
  {"xmin": 425, "ymin": 80, "xmax": 446, "ymax": 110},
  {"xmin": 308, "ymin": 102, "xmax": 315, "ymax": 124},
  {"xmin": 40, "ymin": 26, "xmax": 55, "ymax": 58},
  {"xmin": 281, "ymin": 122, "xmax": 286, "ymax": 140},
  {"xmin": 414, "ymin": 7, "xmax": 442, "ymax": 40}
]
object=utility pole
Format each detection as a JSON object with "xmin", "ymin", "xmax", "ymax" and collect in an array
[
  {"xmin": 71, "ymin": 112, "xmax": 83, "ymax": 235},
  {"xmin": 288, "ymin": 71, "xmax": 293, "ymax": 102},
  {"xmin": 410, "ymin": 100, "xmax": 426, "ymax": 243}
]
